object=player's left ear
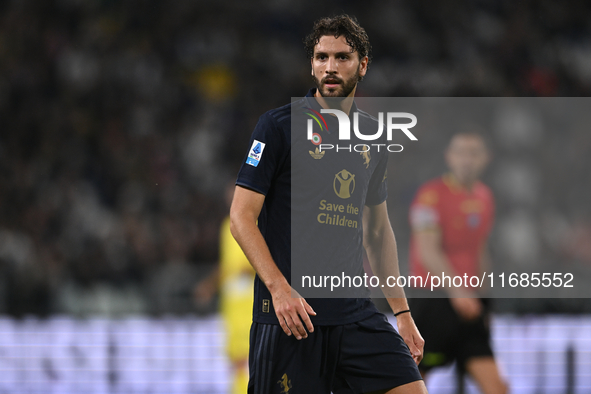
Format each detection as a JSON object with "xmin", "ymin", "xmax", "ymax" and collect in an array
[
  {"xmin": 311, "ymin": 57, "xmax": 315, "ymax": 76},
  {"xmin": 359, "ymin": 56, "xmax": 369, "ymax": 78}
]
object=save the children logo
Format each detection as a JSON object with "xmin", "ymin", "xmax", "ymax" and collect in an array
[{"xmin": 334, "ymin": 169, "xmax": 355, "ymax": 199}]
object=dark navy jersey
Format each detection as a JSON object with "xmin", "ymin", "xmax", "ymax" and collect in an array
[{"xmin": 236, "ymin": 88, "xmax": 388, "ymax": 325}]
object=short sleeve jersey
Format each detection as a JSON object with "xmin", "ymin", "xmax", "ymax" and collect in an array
[
  {"xmin": 409, "ymin": 174, "xmax": 495, "ymax": 280},
  {"xmin": 236, "ymin": 89, "xmax": 388, "ymax": 325}
]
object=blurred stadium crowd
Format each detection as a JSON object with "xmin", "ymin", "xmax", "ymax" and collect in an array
[{"xmin": 1, "ymin": 0, "xmax": 591, "ymax": 317}]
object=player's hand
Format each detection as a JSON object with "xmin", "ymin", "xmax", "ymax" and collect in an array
[
  {"xmin": 396, "ymin": 313, "xmax": 424, "ymax": 365},
  {"xmin": 450, "ymin": 297, "xmax": 482, "ymax": 321},
  {"xmin": 271, "ymin": 284, "xmax": 316, "ymax": 340}
]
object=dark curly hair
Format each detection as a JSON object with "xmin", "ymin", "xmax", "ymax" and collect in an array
[{"xmin": 304, "ymin": 14, "xmax": 372, "ymax": 65}]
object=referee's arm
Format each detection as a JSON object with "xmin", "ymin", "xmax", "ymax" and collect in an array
[
  {"xmin": 414, "ymin": 227, "xmax": 483, "ymax": 321},
  {"xmin": 363, "ymin": 201, "xmax": 424, "ymax": 364},
  {"xmin": 230, "ymin": 185, "xmax": 316, "ymax": 340}
]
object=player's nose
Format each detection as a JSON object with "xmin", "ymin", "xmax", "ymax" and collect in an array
[{"xmin": 325, "ymin": 56, "xmax": 338, "ymax": 72}]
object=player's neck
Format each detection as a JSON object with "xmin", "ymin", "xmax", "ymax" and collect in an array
[
  {"xmin": 446, "ymin": 172, "xmax": 477, "ymax": 192},
  {"xmin": 314, "ymin": 86, "xmax": 357, "ymax": 115}
]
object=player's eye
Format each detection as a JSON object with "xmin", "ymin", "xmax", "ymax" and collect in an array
[{"xmin": 315, "ymin": 54, "xmax": 327, "ymax": 60}]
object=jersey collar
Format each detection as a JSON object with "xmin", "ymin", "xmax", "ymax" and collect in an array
[
  {"xmin": 443, "ymin": 173, "xmax": 478, "ymax": 194},
  {"xmin": 304, "ymin": 88, "xmax": 359, "ymax": 115}
]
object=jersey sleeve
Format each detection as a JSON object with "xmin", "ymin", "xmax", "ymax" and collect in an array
[
  {"xmin": 365, "ymin": 152, "xmax": 388, "ymax": 206},
  {"xmin": 409, "ymin": 184, "xmax": 441, "ymax": 230},
  {"xmin": 235, "ymin": 112, "xmax": 286, "ymax": 195}
]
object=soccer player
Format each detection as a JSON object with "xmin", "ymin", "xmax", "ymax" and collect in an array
[
  {"xmin": 230, "ymin": 15, "xmax": 427, "ymax": 394},
  {"xmin": 194, "ymin": 185, "xmax": 255, "ymax": 394},
  {"xmin": 219, "ymin": 185, "xmax": 256, "ymax": 394},
  {"xmin": 408, "ymin": 133, "xmax": 507, "ymax": 394}
]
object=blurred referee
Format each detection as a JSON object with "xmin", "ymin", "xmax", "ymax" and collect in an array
[{"xmin": 408, "ymin": 133, "xmax": 507, "ymax": 394}]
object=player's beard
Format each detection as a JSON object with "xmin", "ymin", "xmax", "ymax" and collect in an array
[{"xmin": 313, "ymin": 67, "xmax": 360, "ymax": 98}]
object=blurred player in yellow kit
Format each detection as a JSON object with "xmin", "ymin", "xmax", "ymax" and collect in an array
[
  {"xmin": 195, "ymin": 185, "xmax": 255, "ymax": 394},
  {"xmin": 219, "ymin": 211, "xmax": 255, "ymax": 394}
]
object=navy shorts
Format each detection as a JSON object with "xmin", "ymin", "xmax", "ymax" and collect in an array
[
  {"xmin": 247, "ymin": 312, "xmax": 422, "ymax": 394},
  {"xmin": 409, "ymin": 297, "xmax": 494, "ymax": 373}
]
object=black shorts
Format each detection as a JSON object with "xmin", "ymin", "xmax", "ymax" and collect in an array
[
  {"xmin": 409, "ymin": 297, "xmax": 494, "ymax": 373},
  {"xmin": 247, "ymin": 312, "xmax": 422, "ymax": 394}
]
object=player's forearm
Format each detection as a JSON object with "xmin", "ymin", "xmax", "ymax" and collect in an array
[
  {"xmin": 365, "ymin": 224, "xmax": 408, "ymax": 307},
  {"xmin": 418, "ymin": 246, "xmax": 455, "ymax": 277},
  {"xmin": 479, "ymin": 245, "xmax": 491, "ymax": 276},
  {"xmin": 477, "ymin": 245, "xmax": 491, "ymax": 291},
  {"xmin": 229, "ymin": 213, "xmax": 289, "ymax": 295},
  {"xmin": 417, "ymin": 236, "xmax": 473, "ymax": 297}
]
